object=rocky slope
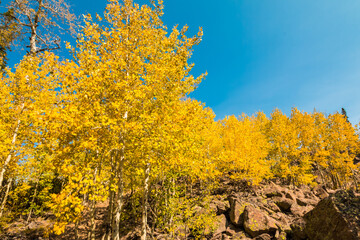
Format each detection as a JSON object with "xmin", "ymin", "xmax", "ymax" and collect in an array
[
  {"xmin": 202, "ymin": 181, "xmax": 360, "ymax": 240},
  {"xmin": 2, "ymin": 181, "xmax": 360, "ymax": 240}
]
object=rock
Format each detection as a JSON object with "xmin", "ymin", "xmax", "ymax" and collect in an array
[
  {"xmin": 243, "ymin": 205, "xmax": 278, "ymax": 238},
  {"xmin": 312, "ymin": 184, "xmax": 329, "ymax": 199},
  {"xmin": 174, "ymin": 224, "xmax": 190, "ymax": 238},
  {"xmin": 213, "ymin": 199, "xmax": 230, "ymax": 215},
  {"xmin": 293, "ymin": 188, "xmax": 306, "ymax": 199},
  {"xmin": 290, "ymin": 204, "xmax": 313, "ymax": 217},
  {"xmin": 274, "ymin": 197, "xmax": 294, "ymax": 212},
  {"xmin": 213, "ymin": 214, "xmax": 228, "ymax": 236},
  {"xmin": 304, "ymin": 190, "xmax": 360, "ymax": 240},
  {"xmin": 263, "ymin": 182, "xmax": 284, "ymax": 198},
  {"xmin": 274, "ymin": 213, "xmax": 292, "ymax": 233},
  {"xmin": 285, "ymin": 191, "xmax": 296, "ymax": 201},
  {"xmin": 296, "ymin": 197, "xmax": 318, "ymax": 206},
  {"xmin": 290, "ymin": 204, "xmax": 304, "ymax": 217},
  {"xmin": 267, "ymin": 201, "xmax": 281, "ymax": 212},
  {"xmin": 229, "ymin": 196, "xmax": 248, "ymax": 226},
  {"xmin": 254, "ymin": 233, "xmax": 272, "ymax": 240},
  {"xmin": 224, "ymin": 223, "xmax": 241, "ymax": 236},
  {"xmin": 290, "ymin": 218, "xmax": 307, "ymax": 240}
]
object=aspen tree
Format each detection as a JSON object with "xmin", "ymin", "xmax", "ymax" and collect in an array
[
  {"xmin": 0, "ymin": 52, "xmax": 61, "ymax": 222},
  {"xmin": 220, "ymin": 113, "xmax": 271, "ymax": 185},
  {"xmin": 47, "ymin": 0, "xmax": 205, "ymax": 238},
  {"xmin": 267, "ymin": 109, "xmax": 300, "ymax": 184},
  {"xmin": 323, "ymin": 113, "xmax": 359, "ymax": 188},
  {"xmin": 0, "ymin": 53, "xmax": 59, "ymax": 189}
]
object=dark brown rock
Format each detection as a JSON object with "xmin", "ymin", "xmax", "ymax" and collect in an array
[
  {"xmin": 274, "ymin": 197, "xmax": 294, "ymax": 212},
  {"xmin": 304, "ymin": 190, "xmax": 360, "ymax": 240},
  {"xmin": 290, "ymin": 218, "xmax": 307, "ymax": 240},
  {"xmin": 243, "ymin": 205, "xmax": 278, "ymax": 238}
]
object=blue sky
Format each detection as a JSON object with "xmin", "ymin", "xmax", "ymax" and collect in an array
[{"xmin": 4, "ymin": 0, "xmax": 360, "ymax": 124}]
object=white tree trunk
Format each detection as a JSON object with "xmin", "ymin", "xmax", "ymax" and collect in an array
[
  {"xmin": 0, "ymin": 178, "xmax": 12, "ymax": 218},
  {"xmin": 0, "ymin": 118, "xmax": 21, "ymax": 189},
  {"xmin": 141, "ymin": 163, "xmax": 151, "ymax": 240}
]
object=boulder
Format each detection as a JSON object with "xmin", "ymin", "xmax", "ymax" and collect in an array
[
  {"xmin": 214, "ymin": 199, "xmax": 230, "ymax": 215},
  {"xmin": 290, "ymin": 218, "xmax": 307, "ymax": 240},
  {"xmin": 243, "ymin": 205, "xmax": 278, "ymax": 238},
  {"xmin": 304, "ymin": 190, "xmax": 360, "ymax": 240},
  {"xmin": 229, "ymin": 196, "xmax": 248, "ymax": 226},
  {"xmin": 274, "ymin": 197, "xmax": 294, "ymax": 212},
  {"xmin": 263, "ymin": 182, "xmax": 284, "ymax": 198}
]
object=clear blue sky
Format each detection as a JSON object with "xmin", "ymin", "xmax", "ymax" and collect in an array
[{"xmin": 4, "ymin": 0, "xmax": 360, "ymax": 124}]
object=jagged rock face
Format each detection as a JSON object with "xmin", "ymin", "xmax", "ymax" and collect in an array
[{"xmin": 303, "ymin": 190, "xmax": 360, "ymax": 240}]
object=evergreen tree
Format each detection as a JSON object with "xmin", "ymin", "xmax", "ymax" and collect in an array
[{"xmin": 341, "ymin": 107, "xmax": 350, "ymax": 123}]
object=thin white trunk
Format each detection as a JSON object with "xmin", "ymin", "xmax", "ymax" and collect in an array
[
  {"xmin": 0, "ymin": 119, "xmax": 22, "ymax": 189},
  {"xmin": 141, "ymin": 163, "xmax": 151, "ymax": 240},
  {"xmin": 0, "ymin": 102, "xmax": 24, "ymax": 189},
  {"xmin": 88, "ymin": 166, "xmax": 99, "ymax": 240},
  {"xmin": 113, "ymin": 151, "xmax": 124, "ymax": 240},
  {"xmin": 0, "ymin": 178, "xmax": 12, "ymax": 218}
]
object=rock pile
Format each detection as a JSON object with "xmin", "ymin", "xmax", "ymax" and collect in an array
[{"xmin": 208, "ymin": 182, "xmax": 360, "ymax": 240}]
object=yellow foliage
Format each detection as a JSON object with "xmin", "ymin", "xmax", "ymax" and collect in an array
[{"xmin": 220, "ymin": 113, "xmax": 271, "ymax": 185}]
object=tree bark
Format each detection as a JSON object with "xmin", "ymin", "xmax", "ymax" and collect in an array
[
  {"xmin": 0, "ymin": 178, "xmax": 12, "ymax": 218},
  {"xmin": 141, "ymin": 163, "xmax": 151, "ymax": 240},
  {"xmin": 87, "ymin": 167, "xmax": 98, "ymax": 240},
  {"xmin": 113, "ymin": 150, "xmax": 125, "ymax": 240},
  {"xmin": 0, "ymin": 103, "xmax": 24, "ymax": 189}
]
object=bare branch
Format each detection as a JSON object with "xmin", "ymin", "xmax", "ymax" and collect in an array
[{"xmin": 5, "ymin": 0, "xmax": 78, "ymax": 55}]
